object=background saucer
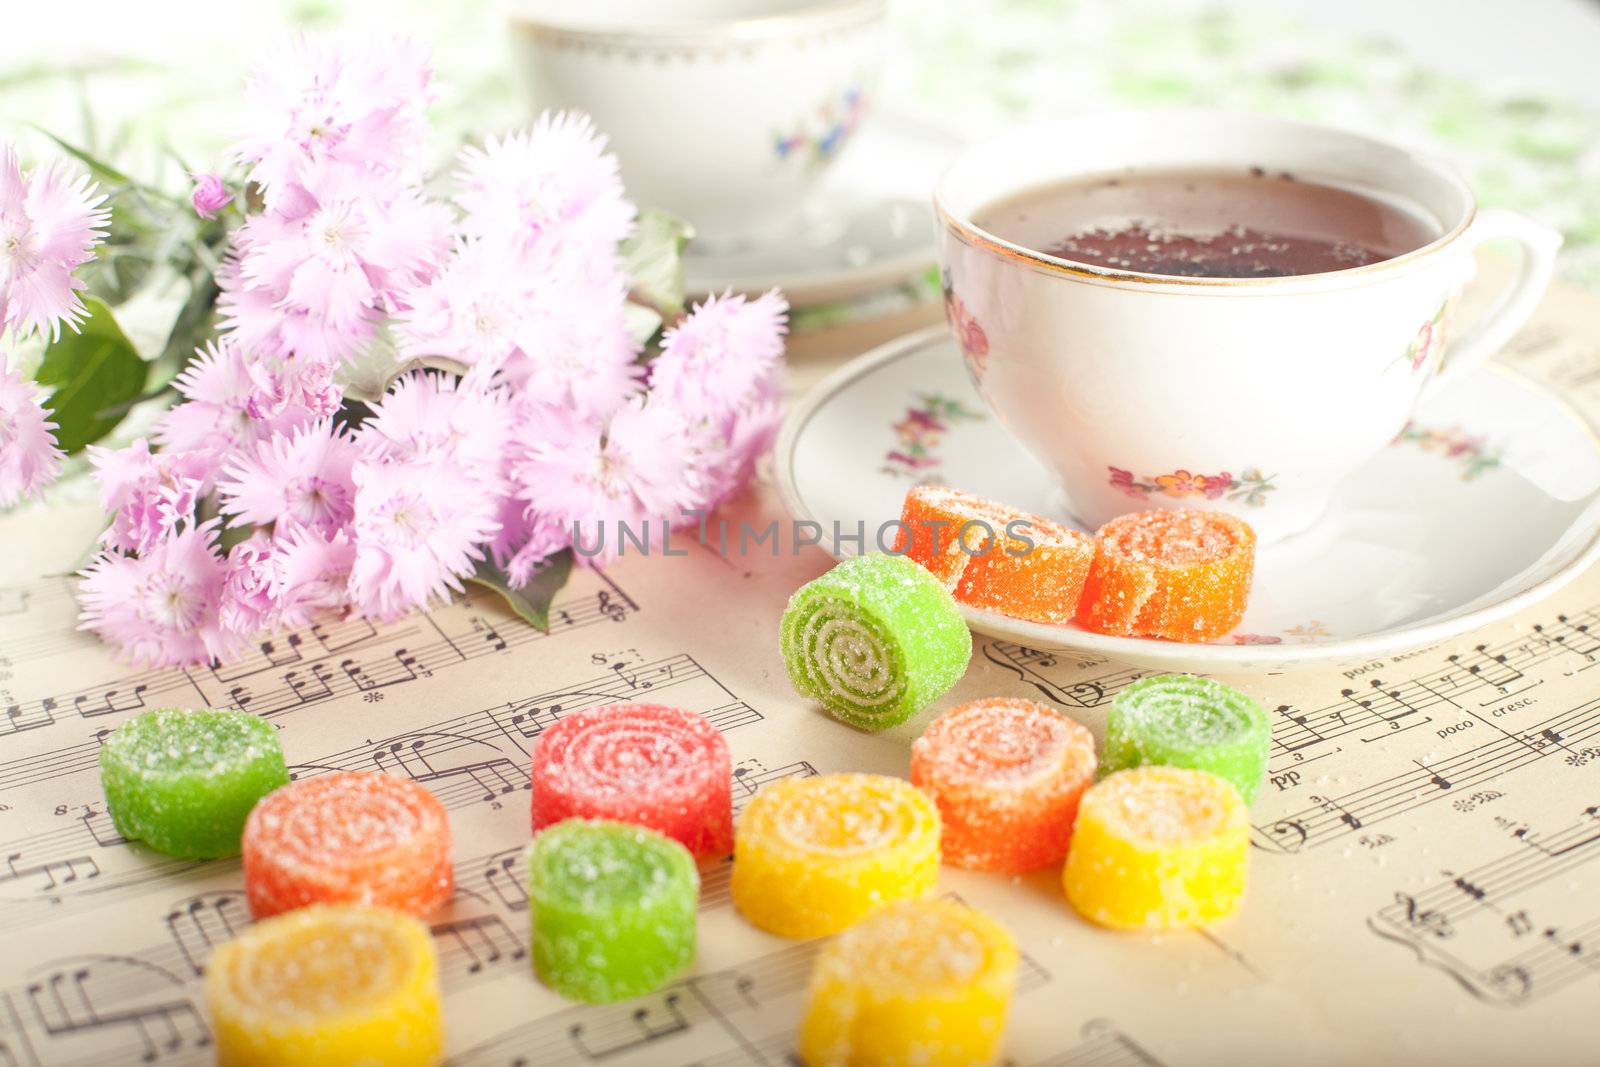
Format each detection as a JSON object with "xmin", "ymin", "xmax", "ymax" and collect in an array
[{"xmin": 775, "ymin": 327, "xmax": 1600, "ymax": 671}]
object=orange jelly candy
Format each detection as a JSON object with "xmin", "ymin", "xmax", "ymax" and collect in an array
[
  {"xmin": 242, "ymin": 772, "xmax": 454, "ymax": 919},
  {"xmin": 894, "ymin": 486, "xmax": 1093, "ymax": 625},
  {"xmin": 1076, "ymin": 509, "xmax": 1255, "ymax": 642}
]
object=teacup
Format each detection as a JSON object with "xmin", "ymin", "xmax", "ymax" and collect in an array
[
  {"xmin": 934, "ymin": 110, "xmax": 1562, "ymax": 543},
  {"xmin": 507, "ymin": 0, "xmax": 888, "ymax": 247}
]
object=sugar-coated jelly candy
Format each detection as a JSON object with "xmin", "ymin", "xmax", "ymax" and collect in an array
[
  {"xmin": 731, "ymin": 773, "xmax": 940, "ymax": 938},
  {"xmin": 530, "ymin": 703, "xmax": 732, "ymax": 856},
  {"xmin": 1063, "ymin": 766, "xmax": 1249, "ymax": 929},
  {"xmin": 1103, "ymin": 674, "xmax": 1270, "ymax": 803},
  {"xmin": 99, "ymin": 707, "xmax": 289, "ymax": 859},
  {"xmin": 243, "ymin": 772, "xmax": 453, "ymax": 919},
  {"xmin": 911, "ymin": 698, "xmax": 1096, "ymax": 872},
  {"xmin": 798, "ymin": 899, "xmax": 1018, "ymax": 1067},
  {"xmin": 206, "ymin": 903, "xmax": 443, "ymax": 1067},
  {"xmin": 895, "ymin": 485, "xmax": 1093, "ymax": 625},
  {"xmin": 781, "ymin": 554, "xmax": 971, "ymax": 731},
  {"xmin": 1076, "ymin": 509, "xmax": 1255, "ymax": 641},
  {"xmin": 526, "ymin": 819, "xmax": 698, "ymax": 1003}
]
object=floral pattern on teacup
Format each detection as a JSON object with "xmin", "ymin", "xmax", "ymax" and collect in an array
[
  {"xmin": 940, "ymin": 275, "xmax": 989, "ymax": 379},
  {"xmin": 774, "ymin": 86, "xmax": 866, "ymax": 166},
  {"xmin": 1394, "ymin": 422, "xmax": 1502, "ymax": 480},
  {"xmin": 882, "ymin": 392, "xmax": 985, "ymax": 479},
  {"xmin": 1398, "ymin": 297, "xmax": 1453, "ymax": 374},
  {"xmin": 1109, "ymin": 465, "xmax": 1278, "ymax": 506}
]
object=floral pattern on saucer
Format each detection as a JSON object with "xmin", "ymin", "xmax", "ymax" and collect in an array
[
  {"xmin": 1109, "ymin": 465, "xmax": 1278, "ymax": 506},
  {"xmin": 882, "ymin": 392, "xmax": 984, "ymax": 479},
  {"xmin": 774, "ymin": 85, "xmax": 867, "ymax": 167},
  {"xmin": 1395, "ymin": 423, "xmax": 1502, "ymax": 480}
]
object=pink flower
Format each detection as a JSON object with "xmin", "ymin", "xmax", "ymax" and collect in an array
[
  {"xmin": 454, "ymin": 113, "xmax": 635, "ymax": 256},
  {"xmin": 0, "ymin": 143, "xmax": 110, "ymax": 341},
  {"xmin": 357, "ymin": 370, "xmax": 510, "ymax": 486},
  {"xmin": 234, "ymin": 35, "xmax": 435, "ymax": 211},
  {"xmin": 88, "ymin": 439, "xmax": 214, "ymax": 555},
  {"xmin": 0, "ymin": 360, "xmax": 65, "ymax": 506},
  {"xmin": 346, "ymin": 457, "xmax": 499, "ymax": 621},
  {"xmin": 650, "ymin": 290, "xmax": 788, "ymax": 423},
  {"xmin": 217, "ymin": 419, "xmax": 360, "ymax": 536},
  {"xmin": 219, "ymin": 168, "xmax": 451, "ymax": 365},
  {"xmin": 158, "ymin": 338, "xmax": 339, "ymax": 460},
  {"xmin": 219, "ymin": 533, "xmax": 282, "ymax": 635},
  {"xmin": 78, "ymin": 521, "xmax": 242, "ymax": 667},
  {"xmin": 191, "ymin": 174, "xmax": 231, "ymax": 219},
  {"xmin": 513, "ymin": 398, "xmax": 703, "ymax": 567},
  {"xmin": 273, "ymin": 524, "xmax": 356, "ymax": 627},
  {"xmin": 698, "ymin": 398, "xmax": 784, "ymax": 509},
  {"xmin": 397, "ymin": 234, "xmax": 639, "ymax": 416}
]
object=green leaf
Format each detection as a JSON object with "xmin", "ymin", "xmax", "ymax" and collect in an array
[
  {"xmin": 34, "ymin": 297, "xmax": 147, "ymax": 453},
  {"xmin": 31, "ymin": 127, "xmax": 134, "ymax": 186},
  {"xmin": 465, "ymin": 550, "xmax": 574, "ymax": 632},
  {"xmin": 621, "ymin": 208, "xmax": 693, "ymax": 321}
]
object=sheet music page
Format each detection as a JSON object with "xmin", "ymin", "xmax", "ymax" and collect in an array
[{"xmin": 1, "ymin": 280, "xmax": 1598, "ymax": 1066}]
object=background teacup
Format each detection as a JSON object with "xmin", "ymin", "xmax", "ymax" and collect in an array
[
  {"xmin": 934, "ymin": 110, "xmax": 1562, "ymax": 544},
  {"xmin": 508, "ymin": 0, "xmax": 888, "ymax": 247}
]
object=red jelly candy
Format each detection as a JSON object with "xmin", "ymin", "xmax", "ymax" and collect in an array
[
  {"xmin": 530, "ymin": 703, "xmax": 733, "ymax": 857},
  {"xmin": 242, "ymin": 772, "xmax": 453, "ymax": 920},
  {"xmin": 911, "ymin": 698, "xmax": 1096, "ymax": 872}
]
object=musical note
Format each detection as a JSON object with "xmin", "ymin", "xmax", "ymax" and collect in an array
[
  {"xmin": 481, "ymin": 849, "xmax": 528, "ymax": 911},
  {"xmin": 25, "ymin": 960, "xmax": 211, "ymax": 1061},
  {"xmin": 73, "ymin": 684, "xmax": 149, "ymax": 719},
  {"xmin": 431, "ymin": 914, "xmax": 526, "ymax": 976},
  {"xmin": 166, "ymin": 893, "xmax": 247, "ymax": 976},
  {"xmin": 4, "ymin": 853, "xmax": 100, "ymax": 892},
  {"xmin": 569, "ymin": 992, "xmax": 690, "ymax": 1059},
  {"xmin": 2, "ymin": 696, "xmax": 54, "ymax": 735}
]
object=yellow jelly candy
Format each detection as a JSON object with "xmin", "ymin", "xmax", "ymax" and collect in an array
[
  {"xmin": 1062, "ymin": 766, "xmax": 1248, "ymax": 930},
  {"xmin": 206, "ymin": 904, "xmax": 443, "ymax": 1067},
  {"xmin": 731, "ymin": 774, "xmax": 940, "ymax": 938},
  {"xmin": 798, "ymin": 899, "xmax": 1018, "ymax": 1067}
]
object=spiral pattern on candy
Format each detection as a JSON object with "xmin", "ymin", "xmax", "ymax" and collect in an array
[
  {"xmin": 1063, "ymin": 766, "xmax": 1249, "ymax": 930},
  {"xmin": 798, "ymin": 899, "xmax": 1019, "ymax": 1067},
  {"xmin": 530, "ymin": 704, "xmax": 732, "ymax": 856},
  {"xmin": 911, "ymin": 698, "xmax": 1096, "ymax": 872},
  {"xmin": 731, "ymin": 773, "xmax": 940, "ymax": 938},
  {"xmin": 781, "ymin": 555, "xmax": 971, "ymax": 731},
  {"xmin": 206, "ymin": 904, "xmax": 443, "ymax": 1067},
  {"xmin": 243, "ymin": 772, "xmax": 453, "ymax": 919},
  {"xmin": 1077, "ymin": 509, "xmax": 1255, "ymax": 642},
  {"xmin": 1104, "ymin": 674, "xmax": 1270, "ymax": 803}
]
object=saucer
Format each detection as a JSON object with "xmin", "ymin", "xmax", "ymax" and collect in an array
[
  {"xmin": 684, "ymin": 195, "xmax": 934, "ymax": 307},
  {"xmin": 683, "ymin": 119, "xmax": 958, "ymax": 307},
  {"xmin": 774, "ymin": 327, "xmax": 1600, "ymax": 672}
]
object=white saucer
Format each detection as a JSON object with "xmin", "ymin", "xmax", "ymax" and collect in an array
[
  {"xmin": 683, "ymin": 119, "xmax": 958, "ymax": 307},
  {"xmin": 684, "ymin": 196, "xmax": 934, "ymax": 307},
  {"xmin": 775, "ymin": 327, "xmax": 1600, "ymax": 672}
]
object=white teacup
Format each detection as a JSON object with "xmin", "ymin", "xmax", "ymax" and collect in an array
[
  {"xmin": 508, "ymin": 0, "xmax": 888, "ymax": 247},
  {"xmin": 934, "ymin": 110, "xmax": 1562, "ymax": 543}
]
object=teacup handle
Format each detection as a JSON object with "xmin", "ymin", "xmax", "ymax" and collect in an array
[{"xmin": 1430, "ymin": 207, "xmax": 1563, "ymax": 392}]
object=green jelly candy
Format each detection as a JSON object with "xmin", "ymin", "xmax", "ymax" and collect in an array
[
  {"xmin": 1103, "ymin": 675, "xmax": 1270, "ymax": 803},
  {"xmin": 780, "ymin": 553, "xmax": 972, "ymax": 731},
  {"xmin": 527, "ymin": 819, "xmax": 698, "ymax": 1004},
  {"xmin": 99, "ymin": 707, "xmax": 289, "ymax": 859}
]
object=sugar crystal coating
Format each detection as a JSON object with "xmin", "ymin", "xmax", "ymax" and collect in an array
[
  {"xmin": 798, "ymin": 898, "xmax": 1019, "ymax": 1067},
  {"xmin": 1062, "ymin": 766, "xmax": 1249, "ymax": 929},
  {"xmin": 526, "ymin": 819, "xmax": 698, "ymax": 1003},
  {"xmin": 911, "ymin": 698, "xmax": 1096, "ymax": 872},
  {"xmin": 1076, "ymin": 509, "xmax": 1255, "ymax": 642},
  {"xmin": 1104, "ymin": 674, "xmax": 1270, "ymax": 803},
  {"xmin": 242, "ymin": 772, "xmax": 453, "ymax": 919},
  {"xmin": 99, "ymin": 707, "xmax": 289, "ymax": 859},
  {"xmin": 731, "ymin": 773, "xmax": 940, "ymax": 938},
  {"xmin": 780, "ymin": 553, "xmax": 971, "ymax": 731},
  {"xmin": 206, "ymin": 903, "xmax": 442, "ymax": 1067},
  {"xmin": 530, "ymin": 703, "xmax": 732, "ymax": 856},
  {"xmin": 895, "ymin": 485, "xmax": 1093, "ymax": 625}
]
